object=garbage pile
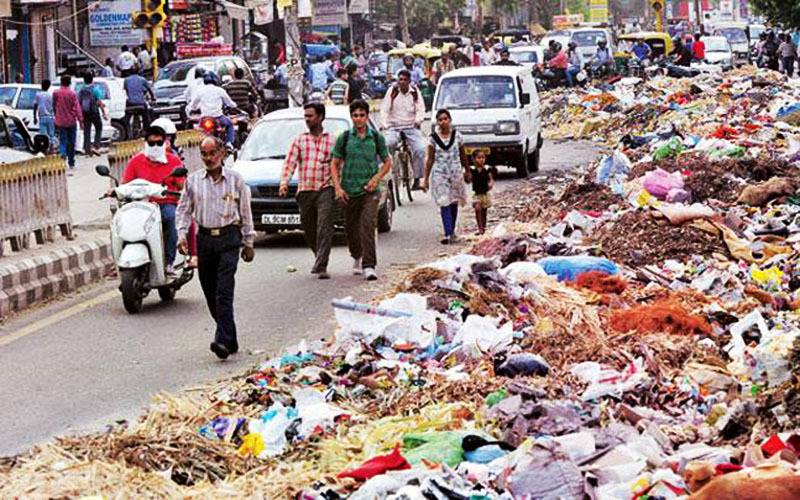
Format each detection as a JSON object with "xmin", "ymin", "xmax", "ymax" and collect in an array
[{"xmin": 4, "ymin": 69, "xmax": 800, "ymax": 498}]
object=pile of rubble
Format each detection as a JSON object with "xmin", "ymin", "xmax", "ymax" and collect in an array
[{"xmin": 3, "ymin": 68, "xmax": 800, "ymax": 498}]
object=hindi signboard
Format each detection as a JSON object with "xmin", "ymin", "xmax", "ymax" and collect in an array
[{"xmin": 313, "ymin": 0, "xmax": 346, "ymax": 26}]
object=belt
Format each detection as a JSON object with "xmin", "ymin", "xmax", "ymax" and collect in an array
[{"xmin": 198, "ymin": 225, "xmax": 239, "ymax": 237}]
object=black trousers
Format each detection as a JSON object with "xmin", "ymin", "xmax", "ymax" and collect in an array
[
  {"xmin": 197, "ymin": 229, "xmax": 241, "ymax": 349},
  {"xmin": 296, "ymin": 187, "xmax": 335, "ymax": 273}
]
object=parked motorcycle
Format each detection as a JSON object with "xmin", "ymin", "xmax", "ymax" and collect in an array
[{"xmin": 95, "ymin": 165, "xmax": 193, "ymax": 314}]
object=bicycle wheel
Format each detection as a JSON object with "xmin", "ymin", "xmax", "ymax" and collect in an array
[
  {"xmin": 401, "ymin": 152, "xmax": 413, "ymax": 203},
  {"xmin": 391, "ymin": 157, "xmax": 403, "ymax": 207}
]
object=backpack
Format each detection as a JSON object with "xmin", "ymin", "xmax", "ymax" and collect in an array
[
  {"xmin": 389, "ymin": 84, "xmax": 419, "ymax": 110},
  {"xmin": 79, "ymin": 84, "xmax": 98, "ymax": 113},
  {"xmin": 340, "ymin": 128, "xmax": 380, "ymax": 162}
]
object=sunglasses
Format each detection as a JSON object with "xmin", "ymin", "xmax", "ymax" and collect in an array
[{"xmin": 146, "ymin": 139, "xmax": 165, "ymax": 147}]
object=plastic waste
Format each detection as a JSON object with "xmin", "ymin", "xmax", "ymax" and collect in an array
[
  {"xmin": 596, "ymin": 149, "xmax": 632, "ymax": 194},
  {"xmin": 501, "ymin": 261, "xmax": 547, "ymax": 284},
  {"xmin": 652, "ymin": 137, "xmax": 685, "ymax": 161},
  {"xmin": 552, "ymin": 431, "xmax": 596, "ymax": 461},
  {"xmin": 337, "ymin": 444, "xmax": 411, "ymax": 481},
  {"xmin": 657, "ymin": 203, "xmax": 715, "ymax": 225},
  {"xmin": 293, "ymin": 387, "xmax": 347, "ymax": 439},
  {"xmin": 494, "ymin": 352, "xmax": 550, "ymax": 377},
  {"xmin": 464, "ymin": 445, "xmax": 508, "ymax": 464},
  {"xmin": 246, "ymin": 402, "xmax": 299, "ymax": 458},
  {"xmin": 453, "ymin": 315, "xmax": 514, "ymax": 352},
  {"xmin": 485, "ymin": 388, "xmax": 509, "ymax": 407},
  {"xmin": 402, "ymin": 431, "xmax": 465, "ymax": 467},
  {"xmin": 570, "ymin": 359, "xmax": 649, "ymax": 401},
  {"xmin": 333, "ymin": 293, "xmax": 435, "ymax": 348},
  {"xmin": 537, "ymin": 255, "xmax": 619, "ymax": 282},
  {"xmin": 643, "ymin": 168, "xmax": 685, "ymax": 200}
]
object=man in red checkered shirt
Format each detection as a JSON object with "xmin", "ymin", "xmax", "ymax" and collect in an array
[{"xmin": 279, "ymin": 102, "xmax": 336, "ymax": 279}]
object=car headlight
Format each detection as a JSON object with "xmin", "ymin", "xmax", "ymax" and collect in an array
[{"xmin": 495, "ymin": 120, "xmax": 519, "ymax": 135}]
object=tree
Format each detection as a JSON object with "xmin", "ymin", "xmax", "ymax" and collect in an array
[{"xmin": 750, "ymin": 0, "xmax": 800, "ymax": 30}]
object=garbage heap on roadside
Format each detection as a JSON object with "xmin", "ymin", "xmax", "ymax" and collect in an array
[{"xmin": 4, "ymin": 67, "xmax": 800, "ymax": 499}]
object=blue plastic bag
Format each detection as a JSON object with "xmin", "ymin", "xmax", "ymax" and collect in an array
[{"xmin": 536, "ymin": 256, "xmax": 619, "ymax": 282}]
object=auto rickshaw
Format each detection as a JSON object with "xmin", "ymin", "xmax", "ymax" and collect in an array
[
  {"xmin": 386, "ymin": 45, "xmax": 442, "ymax": 110},
  {"xmin": 614, "ymin": 32, "xmax": 674, "ymax": 75}
]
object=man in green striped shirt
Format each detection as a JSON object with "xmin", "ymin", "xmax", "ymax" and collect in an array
[{"xmin": 331, "ymin": 100, "xmax": 392, "ymax": 281}]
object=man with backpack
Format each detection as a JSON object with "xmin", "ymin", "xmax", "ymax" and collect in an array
[
  {"xmin": 380, "ymin": 69, "xmax": 426, "ymax": 190},
  {"xmin": 331, "ymin": 100, "xmax": 392, "ymax": 281},
  {"xmin": 79, "ymin": 73, "xmax": 108, "ymax": 156}
]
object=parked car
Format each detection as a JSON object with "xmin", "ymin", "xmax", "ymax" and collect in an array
[
  {"xmin": 509, "ymin": 45, "xmax": 546, "ymax": 68},
  {"xmin": 152, "ymin": 56, "xmax": 255, "ymax": 128},
  {"xmin": 0, "ymin": 83, "xmax": 114, "ymax": 149},
  {"xmin": 232, "ymin": 106, "xmax": 396, "ymax": 233},
  {"xmin": 432, "ymin": 66, "xmax": 543, "ymax": 178},
  {"xmin": 0, "ymin": 105, "xmax": 51, "ymax": 163},
  {"xmin": 703, "ymin": 36, "xmax": 734, "ymax": 70}
]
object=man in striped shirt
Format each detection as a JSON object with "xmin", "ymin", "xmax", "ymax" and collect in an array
[
  {"xmin": 223, "ymin": 68, "xmax": 259, "ymax": 117},
  {"xmin": 176, "ymin": 137, "xmax": 255, "ymax": 360},
  {"xmin": 279, "ymin": 102, "xmax": 335, "ymax": 279}
]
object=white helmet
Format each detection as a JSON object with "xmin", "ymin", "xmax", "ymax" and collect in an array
[{"xmin": 150, "ymin": 117, "xmax": 177, "ymax": 135}]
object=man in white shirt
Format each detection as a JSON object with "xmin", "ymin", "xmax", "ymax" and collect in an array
[
  {"xmin": 189, "ymin": 75, "xmax": 237, "ymax": 147},
  {"xmin": 380, "ymin": 69, "xmax": 426, "ymax": 189},
  {"xmin": 183, "ymin": 67, "xmax": 209, "ymax": 110},
  {"xmin": 138, "ymin": 44, "xmax": 153, "ymax": 74},
  {"xmin": 116, "ymin": 45, "xmax": 138, "ymax": 75}
]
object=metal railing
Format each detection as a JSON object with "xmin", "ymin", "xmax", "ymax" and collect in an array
[
  {"xmin": 0, "ymin": 155, "xmax": 73, "ymax": 256},
  {"xmin": 55, "ymin": 30, "xmax": 105, "ymax": 68}
]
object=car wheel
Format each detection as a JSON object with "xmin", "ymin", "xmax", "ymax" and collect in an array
[
  {"xmin": 377, "ymin": 197, "xmax": 393, "ymax": 233},
  {"xmin": 528, "ymin": 146, "xmax": 540, "ymax": 173},
  {"xmin": 111, "ymin": 120, "xmax": 127, "ymax": 142},
  {"xmin": 515, "ymin": 149, "xmax": 529, "ymax": 178}
]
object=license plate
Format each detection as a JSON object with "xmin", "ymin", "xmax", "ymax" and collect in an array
[
  {"xmin": 465, "ymin": 147, "xmax": 491, "ymax": 155},
  {"xmin": 262, "ymin": 214, "xmax": 300, "ymax": 225}
]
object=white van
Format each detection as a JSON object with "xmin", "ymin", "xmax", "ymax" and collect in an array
[{"xmin": 432, "ymin": 66, "xmax": 542, "ymax": 177}]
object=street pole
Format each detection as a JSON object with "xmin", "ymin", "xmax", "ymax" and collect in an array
[
  {"xmin": 694, "ymin": 0, "xmax": 701, "ymax": 30},
  {"xmin": 151, "ymin": 27, "xmax": 159, "ymax": 80},
  {"xmin": 284, "ymin": 1, "xmax": 304, "ymax": 107}
]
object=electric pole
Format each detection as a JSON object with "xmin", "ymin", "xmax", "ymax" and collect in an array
[{"xmin": 284, "ymin": 1, "xmax": 304, "ymax": 107}]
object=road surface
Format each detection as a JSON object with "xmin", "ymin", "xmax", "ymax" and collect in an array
[{"xmin": 0, "ymin": 140, "xmax": 599, "ymax": 456}]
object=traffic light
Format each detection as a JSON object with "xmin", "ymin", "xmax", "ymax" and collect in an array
[
  {"xmin": 651, "ymin": 0, "xmax": 663, "ymax": 11},
  {"xmin": 132, "ymin": 0, "xmax": 166, "ymax": 29}
]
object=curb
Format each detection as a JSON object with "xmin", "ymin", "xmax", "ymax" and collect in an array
[{"xmin": 0, "ymin": 239, "xmax": 113, "ymax": 318}]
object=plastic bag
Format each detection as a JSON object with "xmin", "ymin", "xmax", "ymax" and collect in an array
[
  {"xmin": 402, "ymin": 431, "xmax": 465, "ymax": 467},
  {"xmin": 246, "ymin": 402, "xmax": 299, "ymax": 458},
  {"xmin": 777, "ymin": 103, "xmax": 800, "ymax": 124},
  {"xmin": 293, "ymin": 387, "xmax": 347, "ymax": 439},
  {"xmin": 596, "ymin": 149, "xmax": 632, "ymax": 194},
  {"xmin": 657, "ymin": 203, "xmax": 714, "ymax": 225},
  {"xmin": 453, "ymin": 315, "xmax": 514, "ymax": 352},
  {"xmin": 537, "ymin": 256, "xmax": 619, "ymax": 282},
  {"xmin": 652, "ymin": 137, "xmax": 685, "ymax": 161},
  {"xmin": 495, "ymin": 353, "xmax": 550, "ymax": 377},
  {"xmin": 337, "ymin": 444, "xmax": 411, "ymax": 481},
  {"xmin": 643, "ymin": 168, "xmax": 684, "ymax": 200},
  {"xmin": 501, "ymin": 261, "xmax": 547, "ymax": 284}
]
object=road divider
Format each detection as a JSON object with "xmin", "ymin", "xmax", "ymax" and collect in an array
[{"xmin": 0, "ymin": 155, "xmax": 73, "ymax": 256}]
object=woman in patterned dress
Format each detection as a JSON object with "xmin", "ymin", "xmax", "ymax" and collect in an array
[{"xmin": 420, "ymin": 109, "xmax": 471, "ymax": 244}]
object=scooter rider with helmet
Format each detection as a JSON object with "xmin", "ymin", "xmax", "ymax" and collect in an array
[
  {"xmin": 120, "ymin": 124, "xmax": 185, "ymax": 276},
  {"xmin": 189, "ymin": 73, "xmax": 237, "ymax": 150},
  {"xmin": 591, "ymin": 39, "xmax": 615, "ymax": 75}
]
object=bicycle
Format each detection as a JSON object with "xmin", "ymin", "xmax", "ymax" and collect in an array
[{"xmin": 390, "ymin": 130, "xmax": 414, "ymax": 206}]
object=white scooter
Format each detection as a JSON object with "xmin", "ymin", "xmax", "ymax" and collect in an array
[{"xmin": 95, "ymin": 165, "xmax": 194, "ymax": 314}]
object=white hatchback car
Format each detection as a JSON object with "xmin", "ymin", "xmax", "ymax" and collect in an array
[{"xmin": 0, "ymin": 82, "xmax": 116, "ymax": 148}]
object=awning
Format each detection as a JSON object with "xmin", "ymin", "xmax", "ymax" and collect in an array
[{"xmin": 215, "ymin": 0, "xmax": 251, "ymax": 20}]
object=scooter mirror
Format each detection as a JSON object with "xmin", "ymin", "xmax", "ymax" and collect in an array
[
  {"xmin": 95, "ymin": 165, "xmax": 111, "ymax": 177},
  {"xmin": 170, "ymin": 167, "xmax": 188, "ymax": 178}
]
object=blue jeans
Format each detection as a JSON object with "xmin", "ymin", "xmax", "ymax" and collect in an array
[
  {"xmin": 566, "ymin": 66, "xmax": 580, "ymax": 87},
  {"xmin": 160, "ymin": 204, "xmax": 178, "ymax": 267},
  {"xmin": 440, "ymin": 203, "xmax": 459, "ymax": 237},
  {"xmin": 38, "ymin": 116, "xmax": 56, "ymax": 147},
  {"xmin": 217, "ymin": 115, "xmax": 235, "ymax": 145},
  {"xmin": 57, "ymin": 125, "xmax": 77, "ymax": 167}
]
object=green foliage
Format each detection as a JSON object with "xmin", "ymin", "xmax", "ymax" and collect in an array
[{"xmin": 750, "ymin": 0, "xmax": 800, "ymax": 29}]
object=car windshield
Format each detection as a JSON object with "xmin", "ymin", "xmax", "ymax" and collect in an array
[
  {"xmin": 706, "ymin": 38, "xmax": 730, "ymax": 52},
  {"xmin": 510, "ymin": 51, "xmax": 538, "ymax": 63},
  {"xmin": 572, "ymin": 31, "xmax": 607, "ymax": 47},
  {"xmin": 435, "ymin": 75, "xmax": 517, "ymax": 109},
  {"xmin": 388, "ymin": 55, "xmax": 425, "ymax": 75},
  {"xmin": 0, "ymin": 87, "xmax": 17, "ymax": 106},
  {"xmin": 239, "ymin": 118, "xmax": 350, "ymax": 161},
  {"xmin": 718, "ymin": 28, "xmax": 748, "ymax": 43},
  {"xmin": 156, "ymin": 62, "xmax": 195, "ymax": 82}
]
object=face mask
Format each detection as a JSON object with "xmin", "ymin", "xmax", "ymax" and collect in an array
[{"xmin": 144, "ymin": 143, "xmax": 167, "ymax": 163}]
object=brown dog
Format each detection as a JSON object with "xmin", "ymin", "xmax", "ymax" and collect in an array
[{"xmin": 688, "ymin": 463, "xmax": 800, "ymax": 500}]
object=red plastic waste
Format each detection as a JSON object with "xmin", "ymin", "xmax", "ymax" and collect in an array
[{"xmin": 336, "ymin": 444, "xmax": 411, "ymax": 481}]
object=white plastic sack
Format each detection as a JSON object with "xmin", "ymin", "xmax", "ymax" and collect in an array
[
  {"xmin": 501, "ymin": 261, "xmax": 547, "ymax": 284},
  {"xmin": 454, "ymin": 315, "xmax": 514, "ymax": 352},
  {"xmin": 248, "ymin": 402, "xmax": 298, "ymax": 458},
  {"xmin": 379, "ymin": 293, "xmax": 437, "ymax": 348},
  {"xmin": 293, "ymin": 387, "xmax": 346, "ymax": 439}
]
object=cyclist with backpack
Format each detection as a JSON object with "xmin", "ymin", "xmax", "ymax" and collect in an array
[
  {"xmin": 79, "ymin": 73, "xmax": 108, "ymax": 156},
  {"xmin": 380, "ymin": 69, "xmax": 426, "ymax": 190}
]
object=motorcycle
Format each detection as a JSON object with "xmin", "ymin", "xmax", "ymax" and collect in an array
[
  {"xmin": 95, "ymin": 165, "xmax": 194, "ymax": 314},
  {"xmin": 533, "ymin": 65, "xmax": 568, "ymax": 90},
  {"xmin": 193, "ymin": 108, "xmax": 250, "ymax": 150}
]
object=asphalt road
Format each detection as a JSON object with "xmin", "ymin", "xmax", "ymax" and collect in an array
[{"xmin": 0, "ymin": 140, "xmax": 599, "ymax": 457}]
